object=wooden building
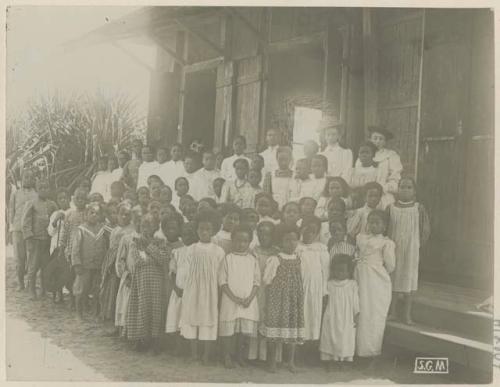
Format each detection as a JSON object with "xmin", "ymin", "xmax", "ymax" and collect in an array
[
  {"xmin": 70, "ymin": 6, "xmax": 494, "ymax": 291},
  {"xmin": 67, "ymin": 6, "xmax": 493, "ymax": 374}
]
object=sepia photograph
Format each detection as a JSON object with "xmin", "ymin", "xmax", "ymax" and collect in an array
[{"xmin": 4, "ymin": 2, "xmax": 495, "ymax": 384}]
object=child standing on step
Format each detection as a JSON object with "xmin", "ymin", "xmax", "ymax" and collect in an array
[{"xmin": 387, "ymin": 177, "xmax": 430, "ymax": 325}]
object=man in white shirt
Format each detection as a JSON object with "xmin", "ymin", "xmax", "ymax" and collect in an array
[
  {"xmin": 136, "ymin": 145, "xmax": 159, "ymax": 189},
  {"xmin": 162, "ymin": 143, "xmax": 185, "ymax": 190},
  {"xmin": 260, "ymin": 128, "xmax": 280, "ymax": 176},
  {"xmin": 319, "ymin": 124, "xmax": 353, "ymax": 182},
  {"xmin": 191, "ymin": 151, "xmax": 221, "ymax": 199},
  {"xmin": 220, "ymin": 135, "xmax": 251, "ymax": 182}
]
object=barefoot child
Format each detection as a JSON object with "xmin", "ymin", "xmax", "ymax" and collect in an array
[
  {"xmin": 219, "ymin": 225, "xmax": 261, "ymax": 368},
  {"xmin": 71, "ymin": 203, "xmax": 107, "ymax": 319},
  {"xmin": 125, "ymin": 213, "xmax": 169, "ymax": 353},
  {"xmin": 179, "ymin": 209, "xmax": 226, "ymax": 364},
  {"xmin": 296, "ymin": 217, "xmax": 329, "ymax": 362},
  {"xmin": 261, "ymin": 224, "xmax": 304, "ymax": 373},
  {"xmin": 248, "ymin": 221, "xmax": 280, "ymax": 362},
  {"xmin": 387, "ymin": 177, "xmax": 430, "ymax": 324},
  {"xmin": 355, "ymin": 210, "xmax": 395, "ymax": 363},
  {"xmin": 319, "ymin": 254, "xmax": 359, "ymax": 370},
  {"xmin": 165, "ymin": 221, "xmax": 199, "ymax": 354}
]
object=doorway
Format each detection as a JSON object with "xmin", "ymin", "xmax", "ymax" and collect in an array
[{"xmin": 181, "ymin": 68, "xmax": 217, "ymax": 150}]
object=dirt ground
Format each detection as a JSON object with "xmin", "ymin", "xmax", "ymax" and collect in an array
[{"xmin": 5, "ymin": 247, "xmax": 449, "ymax": 384}]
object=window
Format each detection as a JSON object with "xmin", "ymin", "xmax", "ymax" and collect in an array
[{"xmin": 292, "ymin": 106, "xmax": 322, "ymax": 161}]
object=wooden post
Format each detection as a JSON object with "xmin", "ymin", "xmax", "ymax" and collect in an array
[
  {"xmin": 362, "ymin": 8, "xmax": 379, "ymax": 132},
  {"xmin": 414, "ymin": 9, "xmax": 426, "ymax": 180},
  {"xmin": 177, "ymin": 32, "xmax": 188, "ymax": 145}
]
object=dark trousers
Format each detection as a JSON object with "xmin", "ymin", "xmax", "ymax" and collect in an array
[
  {"xmin": 26, "ymin": 239, "xmax": 51, "ymax": 296},
  {"xmin": 12, "ymin": 231, "xmax": 27, "ymax": 286}
]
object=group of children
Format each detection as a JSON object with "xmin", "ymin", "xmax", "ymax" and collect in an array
[{"xmin": 9, "ymin": 123, "xmax": 430, "ymax": 372}]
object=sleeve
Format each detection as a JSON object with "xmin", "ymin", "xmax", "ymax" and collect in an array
[
  {"xmin": 341, "ymin": 149, "xmax": 353, "ymax": 183},
  {"xmin": 253, "ymin": 258, "xmax": 261, "ymax": 286},
  {"xmin": 263, "ymin": 256, "xmax": 280, "ymax": 285},
  {"xmin": 347, "ymin": 209, "xmax": 361, "ymax": 238},
  {"xmin": 314, "ymin": 197, "xmax": 328, "ymax": 221},
  {"xmin": 352, "ymin": 281, "xmax": 360, "ymax": 316},
  {"xmin": 320, "ymin": 249, "xmax": 330, "ymax": 295},
  {"xmin": 169, "ymin": 250, "xmax": 178, "ymax": 274},
  {"xmin": 115, "ymin": 237, "xmax": 129, "ymax": 278},
  {"xmin": 47, "ymin": 211, "xmax": 60, "ymax": 237},
  {"xmin": 60, "ymin": 211, "xmax": 71, "ymax": 249},
  {"xmin": 71, "ymin": 228, "xmax": 83, "ymax": 267},
  {"xmin": 221, "ymin": 181, "xmax": 231, "ymax": 203},
  {"xmin": 8, "ymin": 191, "xmax": 16, "ymax": 228},
  {"xmin": 218, "ymin": 256, "xmax": 229, "ymax": 286},
  {"xmin": 386, "ymin": 152, "xmax": 403, "ymax": 194},
  {"xmin": 383, "ymin": 239, "xmax": 396, "ymax": 273},
  {"xmin": 21, "ymin": 201, "xmax": 34, "ymax": 240},
  {"xmin": 419, "ymin": 204, "xmax": 431, "ymax": 246}
]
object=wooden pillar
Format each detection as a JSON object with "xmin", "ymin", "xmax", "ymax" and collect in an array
[
  {"xmin": 214, "ymin": 13, "xmax": 235, "ymax": 155},
  {"xmin": 362, "ymin": 8, "xmax": 378, "ymax": 131}
]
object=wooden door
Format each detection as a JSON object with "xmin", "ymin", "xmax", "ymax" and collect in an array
[{"xmin": 417, "ymin": 9, "xmax": 484, "ymax": 288}]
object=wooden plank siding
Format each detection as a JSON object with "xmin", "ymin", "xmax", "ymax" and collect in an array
[{"xmin": 375, "ymin": 10, "xmax": 424, "ymax": 176}]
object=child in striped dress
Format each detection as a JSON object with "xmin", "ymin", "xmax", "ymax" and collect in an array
[{"xmin": 387, "ymin": 177, "xmax": 430, "ymax": 324}]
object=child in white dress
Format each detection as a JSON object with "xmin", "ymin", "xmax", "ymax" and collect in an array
[
  {"xmin": 355, "ymin": 210, "xmax": 395, "ymax": 364},
  {"xmin": 296, "ymin": 217, "xmax": 329, "ymax": 345},
  {"xmin": 179, "ymin": 209, "xmax": 225, "ymax": 364},
  {"xmin": 347, "ymin": 182, "xmax": 384, "ymax": 238},
  {"xmin": 263, "ymin": 146, "xmax": 297, "ymax": 210},
  {"xmin": 165, "ymin": 221, "xmax": 199, "ymax": 355},
  {"xmin": 219, "ymin": 225, "xmax": 261, "ymax": 368},
  {"xmin": 319, "ymin": 254, "xmax": 359, "ymax": 371},
  {"xmin": 387, "ymin": 177, "xmax": 430, "ymax": 324}
]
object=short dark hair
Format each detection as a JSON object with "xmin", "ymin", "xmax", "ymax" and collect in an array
[
  {"xmin": 195, "ymin": 208, "xmax": 221, "ymax": 232},
  {"xmin": 364, "ymin": 181, "xmax": 383, "ymax": 197},
  {"xmin": 231, "ymin": 224, "xmax": 253, "ymax": 241},
  {"xmin": 175, "ymin": 177, "xmax": 189, "ymax": 189},
  {"xmin": 323, "ymin": 176, "xmax": 349, "ymax": 197},
  {"xmin": 233, "ymin": 158, "xmax": 250, "ymax": 169},
  {"xmin": 273, "ymin": 223, "xmax": 300, "ymax": 244},
  {"xmin": 161, "ymin": 211, "xmax": 184, "ymax": 231},
  {"xmin": 312, "ymin": 154, "xmax": 328, "ymax": 171},
  {"xmin": 300, "ymin": 215, "xmax": 322, "ymax": 232}
]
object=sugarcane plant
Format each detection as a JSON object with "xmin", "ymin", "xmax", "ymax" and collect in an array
[{"xmin": 6, "ymin": 90, "xmax": 146, "ymax": 193}]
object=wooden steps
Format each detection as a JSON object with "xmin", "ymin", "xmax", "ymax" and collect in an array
[{"xmin": 384, "ymin": 281, "xmax": 493, "ymax": 375}]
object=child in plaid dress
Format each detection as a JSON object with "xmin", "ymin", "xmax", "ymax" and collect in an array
[
  {"xmin": 261, "ymin": 224, "xmax": 304, "ymax": 373},
  {"xmin": 125, "ymin": 213, "xmax": 169, "ymax": 353}
]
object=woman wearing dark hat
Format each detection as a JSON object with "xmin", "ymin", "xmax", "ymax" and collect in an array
[{"xmin": 358, "ymin": 126, "xmax": 403, "ymax": 207}]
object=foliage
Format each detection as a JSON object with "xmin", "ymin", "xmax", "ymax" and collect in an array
[{"xmin": 6, "ymin": 90, "xmax": 146, "ymax": 192}]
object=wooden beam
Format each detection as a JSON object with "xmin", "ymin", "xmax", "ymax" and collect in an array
[
  {"xmin": 174, "ymin": 18, "xmax": 224, "ymax": 56},
  {"xmin": 184, "ymin": 56, "xmax": 223, "ymax": 73},
  {"xmin": 148, "ymin": 32, "xmax": 186, "ymax": 66},
  {"xmin": 111, "ymin": 41, "xmax": 154, "ymax": 72},
  {"xmin": 268, "ymin": 31, "xmax": 326, "ymax": 53},
  {"xmin": 225, "ymin": 7, "xmax": 268, "ymax": 47}
]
